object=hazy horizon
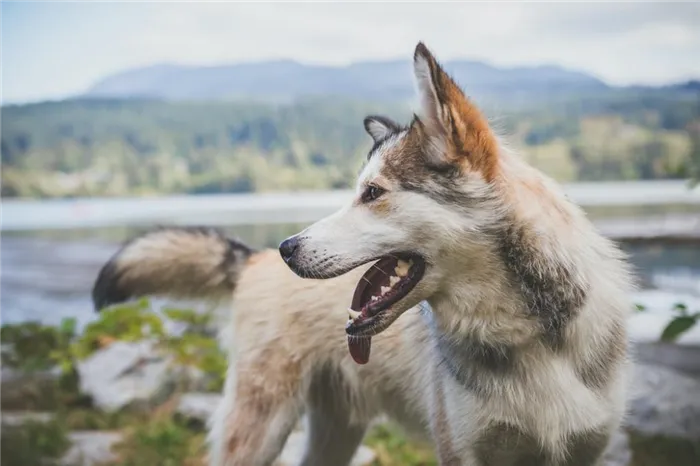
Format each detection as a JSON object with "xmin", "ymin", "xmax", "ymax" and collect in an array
[{"xmin": 3, "ymin": 1, "xmax": 700, "ymax": 105}]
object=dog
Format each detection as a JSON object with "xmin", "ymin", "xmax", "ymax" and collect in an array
[{"xmin": 93, "ymin": 43, "xmax": 634, "ymax": 465}]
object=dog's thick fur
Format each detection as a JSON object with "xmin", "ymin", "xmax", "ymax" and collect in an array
[{"xmin": 93, "ymin": 43, "xmax": 634, "ymax": 466}]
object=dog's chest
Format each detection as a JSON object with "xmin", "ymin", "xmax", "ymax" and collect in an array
[
  {"xmin": 435, "ymin": 351, "xmax": 614, "ymax": 462},
  {"xmin": 426, "ymin": 338, "xmax": 611, "ymax": 459},
  {"xmin": 433, "ymin": 371, "xmax": 613, "ymax": 466}
]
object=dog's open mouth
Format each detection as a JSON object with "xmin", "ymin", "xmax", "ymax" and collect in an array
[{"xmin": 346, "ymin": 254, "xmax": 425, "ymax": 365}]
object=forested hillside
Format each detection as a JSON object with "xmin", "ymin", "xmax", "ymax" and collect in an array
[{"xmin": 2, "ymin": 87, "xmax": 699, "ymax": 198}]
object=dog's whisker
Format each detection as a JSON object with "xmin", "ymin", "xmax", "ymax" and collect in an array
[{"xmin": 370, "ymin": 263, "xmax": 390, "ymax": 276}]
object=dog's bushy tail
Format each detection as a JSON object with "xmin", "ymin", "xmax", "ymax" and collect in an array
[{"xmin": 92, "ymin": 227, "xmax": 254, "ymax": 311}]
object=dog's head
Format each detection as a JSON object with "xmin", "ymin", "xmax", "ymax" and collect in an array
[{"xmin": 280, "ymin": 42, "xmax": 503, "ymax": 353}]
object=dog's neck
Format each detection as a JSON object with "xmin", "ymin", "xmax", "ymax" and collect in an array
[{"xmin": 423, "ymin": 168, "xmax": 596, "ymax": 388}]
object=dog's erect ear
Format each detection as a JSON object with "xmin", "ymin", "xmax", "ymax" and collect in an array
[
  {"xmin": 364, "ymin": 115, "xmax": 400, "ymax": 143},
  {"xmin": 413, "ymin": 42, "xmax": 499, "ymax": 180}
]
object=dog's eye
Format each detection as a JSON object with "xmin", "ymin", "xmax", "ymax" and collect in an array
[{"xmin": 362, "ymin": 185, "xmax": 385, "ymax": 203}]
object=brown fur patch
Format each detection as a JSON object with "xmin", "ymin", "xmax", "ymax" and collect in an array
[
  {"xmin": 513, "ymin": 175, "xmax": 572, "ymax": 222},
  {"xmin": 414, "ymin": 42, "xmax": 500, "ymax": 182},
  {"xmin": 245, "ymin": 250, "xmax": 271, "ymax": 266},
  {"xmin": 364, "ymin": 44, "xmax": 501, "ymax": 189},
  {"xmin": 379, "ymin": 126, "xmax": 434, "ymax": 183},
  {"xmin": 368, "ymin": 197, "xmax": 393, "ymax": 215}
]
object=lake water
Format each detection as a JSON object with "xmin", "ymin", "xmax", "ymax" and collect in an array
[{"xmin": 2, "ymin": 182, "xmax": 700, "ymax": 331}]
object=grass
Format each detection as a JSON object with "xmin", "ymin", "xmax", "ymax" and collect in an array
[
  {"xmin": 0, "ymin": 418, "xmax": 72, "ymax": 466},
  {"xmin": 364, "ymin": 423, "xmax": 437, "ymax": 466},
  {"xmin": 114, "ymin": 418, "xmax": 208, "ymax": 466}
]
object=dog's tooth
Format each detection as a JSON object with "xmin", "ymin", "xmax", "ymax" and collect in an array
[
  {"xmin": 348, "ymin": 309, "xmax": 361, "ymax": 320},
  {"xmin": 395, "ymin": 260, "xmax": 410, "ymax": 277},
  {"xmin": 389, "ymin": 275, "xmax": 400, "ymax": 286},
  {"xmin": 371, "ymin": 296, "xmax": 380, "ymax": 302},
  {"xmin": 381, "ymin": 286, "xmax": 391, "ymax": 295}
]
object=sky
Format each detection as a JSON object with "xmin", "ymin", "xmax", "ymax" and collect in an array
[{"xmin": 3, "ymin": 1, "xmax": 700, "ymax": 104}]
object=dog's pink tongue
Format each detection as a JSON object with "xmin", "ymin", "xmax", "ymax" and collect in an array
[{"xmin": 347, "ymin": 336, "xmax": 371, "ymax": 364}]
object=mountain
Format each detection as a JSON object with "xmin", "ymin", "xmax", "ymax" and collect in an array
[{"xmin": 85, "ymin": 59, "xmax": 609, "ymax": 102}]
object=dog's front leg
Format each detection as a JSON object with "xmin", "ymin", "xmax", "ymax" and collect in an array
[
  {"xmin": 299, "ymin": 364, "xmax": 368, "ymax": 466},
  {"xmin": 430, "ymin": 370, "xmax": 464, "ymax": 466},
  {"xmin": 208, "ymin": 359, "xmax": 304, "ymax": 466}
]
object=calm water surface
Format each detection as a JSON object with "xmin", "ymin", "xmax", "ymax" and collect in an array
[{"xmin": 2, "ymin": 189, "xmax": 700, "ymax": 328}]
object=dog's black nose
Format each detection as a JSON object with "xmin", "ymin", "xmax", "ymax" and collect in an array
[{"xmin": 279, "ymin": 236, "xmax": 299, "ymax": 263}]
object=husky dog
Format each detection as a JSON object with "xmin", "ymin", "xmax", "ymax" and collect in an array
[{"xmin": 93, "ymin": 43, "xmax": 633, "ymax": 466}]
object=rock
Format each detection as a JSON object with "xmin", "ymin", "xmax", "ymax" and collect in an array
[
  {"xmin": 276, "ymin": 431, "xmax": 376, "ymax": 466},
  {"xmin": 61, "ymin": 431, "xmax": 123, "ymax": 466},
  {"xmin": 603, "ymin": 429, "xmax": 632, "ymax": 466},
  {"xmin": 1, "ymin": 366, "xmax": 61, "ymax": 384},
  {"xmin": 177, "ymin": 392, "xmax": 221, "ymax": 423},
  {"xmin": 626, "ymin": 363, "xmax": 700, "ymax": 440},
  {"xmin": 76, "ymin": 340, "xmax": 173, "ymax": 411},
  {"xmin": 633, "ymin": 342, "xmax": 700, "ymax": 378},
  {"xmin": 1, "ymin": 411, "xmax": 55, "ymax": 427}
]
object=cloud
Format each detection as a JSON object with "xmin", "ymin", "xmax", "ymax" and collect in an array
[{"xmin": 3, "ymin": 1, "xmax": 699, "ymax": 103}]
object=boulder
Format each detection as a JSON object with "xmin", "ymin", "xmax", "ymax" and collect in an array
[
  {"xmin": 76, "ymin": 340, "xmax": 173, "ymax": 411},
  {"xmin": 1, "ymin": 411, "xmax": 55, "ymax": 427},
  {"xmin": 176, "ymin": 392, "xmax": 221, "ymax": 424},
  {"xmin": 61, "ymin": 431, "xmax": 123, "ymax": 466},
  {"xmin": 633, "ymin": 342, "xmax": 700, "ymax": 378},
  {"xmin": 625, "ymin": 363, "xmax": 700, "ymax": 439},
  {"xmin": 599, "ymin": 363, "xmax": 700, "ymax": 466}
]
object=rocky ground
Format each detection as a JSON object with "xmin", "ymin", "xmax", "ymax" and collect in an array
[{"xmin": 2, "ymin": 337, "xmax": 700, "ymax": 466}]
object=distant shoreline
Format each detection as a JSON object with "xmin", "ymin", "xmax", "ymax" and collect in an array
[{"xmin": 3, "ymin": 180, "xmax": 699, "ymax": 236}]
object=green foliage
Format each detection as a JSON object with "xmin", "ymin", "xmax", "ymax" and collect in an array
[
  {"xmin": 114, "ymin": 417, "xmax": 207, "ymax": 466},
  {"xmin": 3, "ymin": 297, "xmax": 700, "ymax": 465},
  {"xmin": 1, "ymin": 319, "xmax": 76, "ymax": 371},
  {"xmin": 59, "ymin": 408, "xmax": 150, "ymax": 431},
  {"xmin": 2, "ymin": 91, "xmax": 698, "ymax": 198},
  {"xmin": 0, "ymin": 318, "xmax": 87, "ymax": 410},
  {"xmin": 685, "ymin": 119, "xmax": 700, "ymax": 184},
  {"xmin": 70, "ymin": 298, "xmax": 166, "ymax": 360},
  {"xmin": 635, "ymin": 301, "xmax": 700, "ymax": 343},
  {"xmin": 2, "ymin": 299, "xmax": 227, "ymax": 401},
  {"xmin": 70, "ymin": 300, "xmax": 227, "ymax": 391},
  {"xmin": 660, "ymin": 303, "xmax": 700, "ymax": 343},
  {"xmin": 365, "ymin": 423, "xmax": 437, "ymax": 466},
  {"xmin": 0, "ymin": 419, "xmax": 72, "ymax": 465}
]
